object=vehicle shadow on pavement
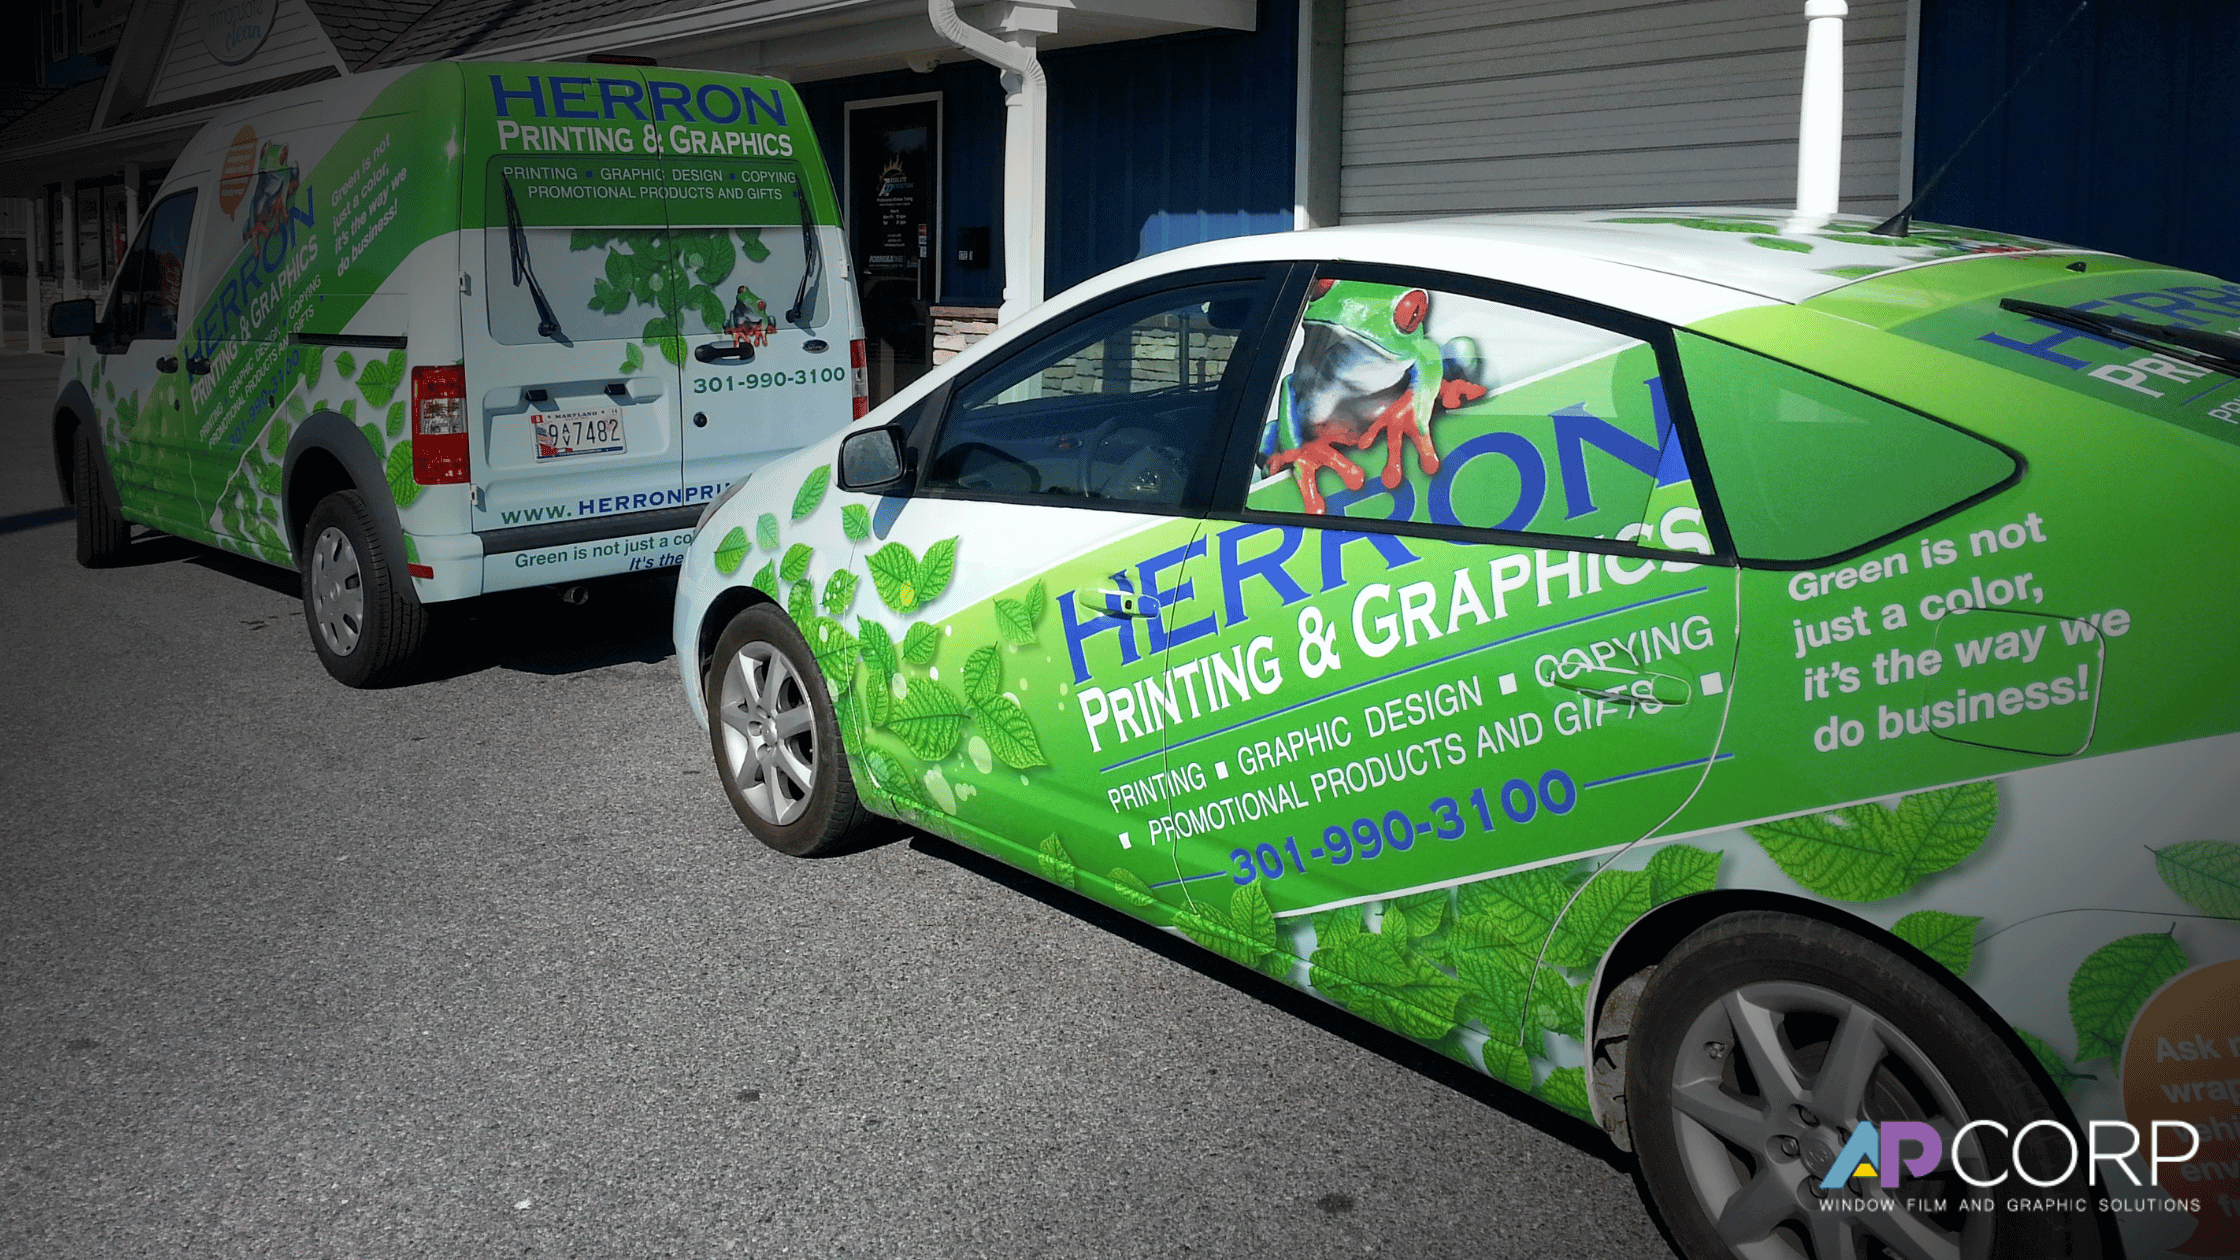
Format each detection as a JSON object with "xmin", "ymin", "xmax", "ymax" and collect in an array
[
  {"xmin": 905, "ymin": 829, "xmax": 1641, "ymax": 1172},
  {"xmin": 429, "ymin": 568, "xmax": 682, "ymax": 679}
]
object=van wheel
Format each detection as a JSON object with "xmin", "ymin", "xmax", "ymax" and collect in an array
[
  {"xmin": 71, "ymin": 424, "xmax": 130, "ymax": 567},
  {"xmin": 301, "ymin": 490, "xmax": 429, "ymax": 688},
  {"xmin": 705, "ymin": 603, "xmax": 871, "ymax": 857},
  {"xmin": 1626, "ymin": 912, "xmax": 2103, "ymax": 1260}
]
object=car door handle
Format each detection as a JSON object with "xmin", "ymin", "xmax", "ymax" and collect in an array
[
  {"xmin": 185, "ymin": 356, "xmax": 212, "ymax": 375},
  {"xmin": 155, "ymin": 355, "xmax": 179, "ymax": 373},
  {"xmin": 1079, "ymin": 588, "xmax": 1159, "ymax": 619}
]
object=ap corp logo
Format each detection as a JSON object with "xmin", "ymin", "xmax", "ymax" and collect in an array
[{"xmin": 1818, "ymin": 1117, "xmax": 2203, "ymax": 1191}]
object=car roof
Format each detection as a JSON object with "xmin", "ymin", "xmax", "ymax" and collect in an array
[{"xmin": 1065, "ymin": 207, "xmax": 2095, "ymax": 310}]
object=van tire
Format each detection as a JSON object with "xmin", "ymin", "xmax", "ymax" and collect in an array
[
  {"xmin": 1626, "ymin": 911, "xmax": 2102, "ymax": 1260},
  {"xmin": 71, "ymin": 424, "xmax": 130, "ymax": 567},
  {"xmin": 301, "ymin": 490, "xmax": 429, "ymax": 688},
  {"xmin": 705, "ymin": 603, "xmax": 871, "ymax": 857}
]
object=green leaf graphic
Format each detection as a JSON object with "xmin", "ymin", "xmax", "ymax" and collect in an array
[
  {"xmin": 756, "ymin": 512, "xmax": 780, "ymax": 553},
  {"xmin": 1647, "ymin": 844, "xmax": 1721, "ymax": 904},
  {"xmin": 1385, "ymin": 890, "xmax": 1449, "ymax": 942},
  {"xmin": 1309, "ymin": 932, "xmax": 1464, "ymax": 1040},
  {"xmin": 749, "ymin": 561, "xmax": 777, "ymax": 595},
  {"xmin": 2069, "ymin": 932, "xmax": 2188, "ymax": 1067},
  {"xmin": 386, "ymin": 441, "xmax": 420, "ymax": 508},
  {"xmin": 618, "ymin": 341, "xmax": 644, "ymax": 374},
  {"xmin": 887, "ymin": 677, "xmax": 966, "ymax": 761},
  {"xmin": 961, "ymin": 644, "xmax": 1002, "ymax": 703},
  {"xmin": 1748, "ymin": 235, "xmax": 1814, "ymax": 253},
  {"xmin": 1545, "ymin": 868, "xmax": 1650, "ymax": 968},
  {"xmin": 821, "ymin": 570, "xmax": 858, "ymax": 616},
  {"xmin": 2154, "ymin": 840, "xmax": 2240, "ymax": 919},
  {"xmin": 1037, "ymin": 835, "xmax": 1078, "ymax": 891},
  {"xmin": 1026, "ymin": 579, "xmax": 1048, "ymax": 628},
  {"xmin": 1537, "ymin": 971, "xmax": 1587, "ymax": 1040},
  {"xmin": 857, "ymin": 618, "xmax": 897, "ymax": 677},
  {"xmin": 993, "ymin": 597, "xmax": 1037, "ymax": 646},
  {"xmin": 1106, "ymin": 867, "xmax": 1159, "ymax": 911},
  {"xmin": 867, "ymin": 542, "xmax": 920, "ymax": 612},
  {"xmin": 807, "ymin": 617, "xmax": 857, "ymax": 694},
  {"xmin": 335, "ymin": 350, "xmax": 357, "ymax": 378},
  {"xmin": 1893, "ymin": 910, "xmax": 1981, "ymax": 977},
  {"xmin": 301, "ymin": 347, "xmax": 325, "ymax": 393},
  {"xmin": 385, "ymin": 401, "xmax": 405, "ymax": 439},
  {"xmin": 1534, "ymin": 1067, "xmax": 1592, "ymax": 1120},
  {"xmin": 713, "ymin": 526, "xmax": 749, "ymax": 575},
  {"xmin": 973, "ymin": 694, "xmax": 1046, "ymax": 770},
  {"xmin": 917, "ymin": 537, "xmax": 958, "ymax": 606},
  {"xmin": 1747, "ymin": 782, "xmax": 1996, "ymax": 902},
  {"xmin": 1456, "ymin": 865, "xmax": 1574, "ymax": 949},
  {"xmin": 1454, "ymin": 945, "xmax": 1533, "ymax": 1041},
  {"xmin": 841, "ymin": 503, "xmax": 871, "ymax": 543},
  {"xmin": 902, "ymin": 622, "xmax": 939, "ymax": 666},
  {"xmin": 2016, "ymin": 1027, "xmax": 2095, "ymax": 1096},
  {"xmin": 862, "ymin": 748, "xmax": 924, "ymax": 807},
  {"xmin": 787, "ymin": 579, "xmax": 815, "ymax": 625},
  {"xmin": 1481, "ymin": 1042, "xmax": 1532, "ymax": 1091},
  {"xmin": 1312, "ymin": 906, "xmax": 1365, "ymax": 946},
  {"xmin": 792, "ymin": 465, "xmax": 831, "ymax": 520},
  {"xmin": 1177, "ymin": 891, "xmax": 1285, "ymax": 978},
  {"xmin": 781, "ymin": 542, "xmax": 814, "ymax": 584},
  {"xmin": 355, "ymin": 350, "xmax": 404, "ymax": 408}
]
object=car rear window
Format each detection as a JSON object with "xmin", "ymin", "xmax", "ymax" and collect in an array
[{"xmin": 1678, "ymin": 333, "xmax": 2018, "ymax": 564}]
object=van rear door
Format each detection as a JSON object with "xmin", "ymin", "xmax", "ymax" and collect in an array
[{"xmin": 649, "ymin": 75, "xmax": 853, "ymax": 500}]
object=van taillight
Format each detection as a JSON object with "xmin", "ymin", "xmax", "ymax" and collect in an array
[
  {"xmin": 412, "ymin": 365, "xmax": 470, "ymax": 485},
  {"xmin": 850, "ymin": 339, "xmax": 868, "ymax": 419}
]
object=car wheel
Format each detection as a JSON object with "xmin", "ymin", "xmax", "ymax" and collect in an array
[
  {"xmin": 301, "ymin": 489, "xmax": 430, "ymax": 688},
  {"xmin": 71, "ymin": 423, "xmax": 130, "ymax": 567},
  {"xmin": 1627, "ymin": 911, "xmax": 2102, "ymax": 1260},
  {"xmin": 705, "ymin": 603, "xmax": 871, "ymax": 857}
]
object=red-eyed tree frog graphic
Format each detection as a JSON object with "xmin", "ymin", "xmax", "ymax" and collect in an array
[
  {"xmin": 241, "ymin": 142, "xmax": 301, "ymax": 249},
  {"xmin": 1258, "ymin": 279, "xmax": 1489, "ymax": 514},
  {"xmin": 726, "ymin": 284, "xmax": 770, "ymax": 349}
]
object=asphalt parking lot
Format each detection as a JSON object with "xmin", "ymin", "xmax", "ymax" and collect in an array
[{"xmin": 0, "ymin": 351, "xmax": 1677, "ymax": 1259}]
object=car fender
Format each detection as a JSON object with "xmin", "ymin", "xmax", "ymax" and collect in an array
[{"xmin": 282, "ymin": 410, "xmax": 418, "ymax": 599}]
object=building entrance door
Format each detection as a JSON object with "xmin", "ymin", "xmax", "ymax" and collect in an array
[{"xmin": 845, "ymin": 95, "xmax": 940, "ymax": 406}]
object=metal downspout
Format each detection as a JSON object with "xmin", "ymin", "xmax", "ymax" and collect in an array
[{"xmin": 927, "ymin": 0, "xmax": 1046, "ymax": 324}]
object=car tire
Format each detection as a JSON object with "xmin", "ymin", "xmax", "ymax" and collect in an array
[
  {"xmin": 1627, "ymin": 911, "xmax": 2103, "ymax": 1260},
  {"xmin": 71, "ymin": 423, "xmax": 130, "ymax": 568},
  {"xmin": 301, "ymin": 489, "xmax": 430, "ymax": 688},
  {"xmin": 705, "ymin": 602, "xmax": 872, "ymax": 857}
]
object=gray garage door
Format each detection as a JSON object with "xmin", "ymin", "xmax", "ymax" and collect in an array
[{"xmin": 1340, "ymin": 0, "xmax": 1911, "ymax": 222}]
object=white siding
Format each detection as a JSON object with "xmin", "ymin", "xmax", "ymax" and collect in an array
[
  {"xmin": 1340, "ymin": 0, "xmax": 1909, "ymax": 221},
  {"xmin": 146, "ymin": 0, "xmax": 346, "ymax": 108}
]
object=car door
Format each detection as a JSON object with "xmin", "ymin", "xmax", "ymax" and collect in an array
[
  {"xmin": 1165, "ymin": 267, "xmax": 1741, "ymax": 934},
  {"xmin": 95, "ymin": 186, "xmax": 205, "ymax": 532},
  {"xmin": 836, "ymin": 265, "xmax": 1292, "ymax": 910}
]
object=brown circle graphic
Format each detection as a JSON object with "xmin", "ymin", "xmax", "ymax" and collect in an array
[{"xmin": 2123, "ymin": 958, "xmax": 2240, "ymax": 1256}]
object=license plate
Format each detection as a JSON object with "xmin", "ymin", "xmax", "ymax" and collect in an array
[{"xmin": 534, "ymin": 407, "xmax": 626, "ymax": 459}]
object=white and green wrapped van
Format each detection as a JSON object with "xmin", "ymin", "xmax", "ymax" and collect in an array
[{"xmin": 49, "ymin": 60, "xmax": 863, "ymax": 685}]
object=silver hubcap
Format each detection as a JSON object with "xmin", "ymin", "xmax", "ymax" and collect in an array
[
  {"xmin": 715, "ymin": 641, "xmax": 817, "ymax": 826},
  {"xmin": 309, "ymin": 525, "xmax": 365, "ymax": 656},
  {"xmin": 1666, "ymin": 981, "xmax": 1991, "ymax": 1260}
]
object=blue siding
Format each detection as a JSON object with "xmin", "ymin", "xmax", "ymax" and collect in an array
[
  {"xmin": 1043, "ymin": 0, "xmax": 1297, "ymax": 293},
  {"xmin": 798, "ymin": 62, "xmax": 1009, "ymax": 309},
  {"xmin": 1914, "ymin": 0, "xmax": 2240, "ymax": 281}
]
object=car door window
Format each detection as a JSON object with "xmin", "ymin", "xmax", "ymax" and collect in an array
[
  {"xmin": 103, "ymin": 190, "xmax": 198, "ymax": 345},
  {"xmin": 924, "ymin": 278, "xmax": 1271, "ymax": 511},
  {"xmin": 1675, "ymin": 331, "xmax": 2020, "ymax": 564},
  {"xmin": 1244, "ymin": 277, "xmax": 1702, "ymax": 552}
]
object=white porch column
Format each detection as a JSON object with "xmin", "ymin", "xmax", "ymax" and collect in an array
[
  {"xmin": 1792, "ymin": 0, "xmax": 1849, "ymax": 225},
  {"xmin": 27, "ymin": 197, "xmax": 44, "ymax": 354}
]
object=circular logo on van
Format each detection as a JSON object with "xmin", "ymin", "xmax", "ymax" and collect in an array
[{"xmin": 200, "ymin": 0, "xmax": 276, "ymax": 66}]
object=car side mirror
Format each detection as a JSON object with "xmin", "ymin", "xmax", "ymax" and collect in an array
[
  {"xmin": 48, "ymin": 299, "xmax": 96, "ymax": 339},
  {"xmin": 836, "ymin": 424, "xmax": 909, "ymax": 491}
]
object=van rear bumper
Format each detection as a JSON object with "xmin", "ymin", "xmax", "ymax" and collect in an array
[{"xmin": 474, "ymin": 504, "xmax": 702, "ymax": 554}]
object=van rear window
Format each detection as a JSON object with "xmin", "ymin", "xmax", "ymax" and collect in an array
[{"xmin": 485, "ymin": 155, "xmax": 825, "ymax": 347}]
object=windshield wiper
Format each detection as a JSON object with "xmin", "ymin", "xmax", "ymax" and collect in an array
[
  {"xmin": 2001, "ymin": 298, "xmax": 2240, "ymax": 378},
  {"xmin": 785, "ymin": 173, "xmax": 819, "ymax": 326},
  {"xmin": 501, "ymin": 176, "xmax": 565, "ymax": 341}
]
